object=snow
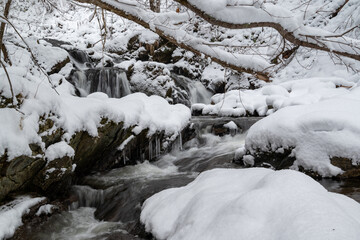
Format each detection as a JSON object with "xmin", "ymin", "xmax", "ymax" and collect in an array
[
  {"xmin": 186, "ymin": 0, "xmax": 360, "ymax": 57},
  {"xmin": 0, "ymin": 38, "xmax": 190, "ymax": 161},
  {"xmin": 35, "ymin": 204, "xmax": 57, "ymax": 216},
  {"xmin": 45, "ymin": 141, "xmax": 75, "ymax": 162},
  {"xmin": 223, "ymin": 121, "xmax": 237, "ymax": 130},
  {"xmin": 245, "ymin": 87, "xmax": 360, "ymax": 176},
  {"xmin": 0, "ymin": 196, "xmax": 45, "ymax": 239},
  {"xmin": 141, "ymin": 168, "xmax": 360, "ymax": 240},
  {"xmin": 196, "ymin": 77, "xmax": 354, "ymax": 117},
  {"xmin": 118, "ymin": 135, "xmax": 135, "ymax": 151}
]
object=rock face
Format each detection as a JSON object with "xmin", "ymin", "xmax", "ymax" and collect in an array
[
  {"xmin": 235, "ymin": 150, "xmax": 360, "ymax": 179},
  {"xmin": 331, "ymin": 157, "xmax": 360, "ymax": 178},
  {"xmin": 0, "ymin": 156, "xmax": 46, "ymax": 200},
  {"xmin": 0, "ymin": 117, "xmax": 182, "ymax": 201}
]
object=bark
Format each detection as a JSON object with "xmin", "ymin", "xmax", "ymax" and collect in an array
[
  {"xmin": 330, "ymin": 0, "xmax": 349, "ymax": 19},
  {"xmin": 149, "ymin": 0, "xmax": 161, "ymax": 13},
  {"xmin": 0, "ymin": 0, "xmax": 12, "ymax": 64}
]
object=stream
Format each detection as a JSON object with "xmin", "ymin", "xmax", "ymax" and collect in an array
[
  {"xmin": 24, "ymin": 126, "xmax": 360, "ymax": 240},
  {"xmin": 17, "ymin": 49, "xmax": 360, "ymax": 239}
]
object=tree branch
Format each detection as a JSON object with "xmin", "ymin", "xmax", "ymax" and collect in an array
[
  {"xmin": 0, "ymin": 0, "xmax": 12, "ymax": 65},
  {"xmin": 74, "ymin": 0, "xmax": 271, "ymax": 80},
  {"xmin": 174, "ymin": 0, "xmax": 360, "ymax": 61}
]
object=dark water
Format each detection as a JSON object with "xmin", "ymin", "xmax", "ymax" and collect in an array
[
  {"xmin": 319, "ymin": 178, "xmax": 360, "ymax": 203},
  {"xmin": 26, "ymin": 131, "xmax": 360, "ymax": 239},
  {"xmin": 27, "ymin": 133, "xmax": 245, "ymax": 239}
]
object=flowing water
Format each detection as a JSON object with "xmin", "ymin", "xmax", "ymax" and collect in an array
[
  {"xmin": 71, "ymin": 68, "xmax": 131, "ymax": 98},
  {"xmin": 28, "ymin": 130, "xmax": 246, "ymax": 239},
  {"xmin": 25, "ymin": 120, "xmax": 360, "ymax": 240},
  {"xmin": 171, "ymin": 74, "xmax": 213, "ymax": 105}
]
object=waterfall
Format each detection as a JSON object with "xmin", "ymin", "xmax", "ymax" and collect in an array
[
  {"xmin": 171, "ymin": 73, "xmax": 212, "ymax": 104},
  {"xmin": 71, "ymin": 185, "xmax": 105, "ymax": 209},
  {"xmin": 189, "ymin": 81, "xmax": 213, "ymax": 104},
  {"xmin": 71, "ymin": 68, "xmax": 132, "ymax": 98}
]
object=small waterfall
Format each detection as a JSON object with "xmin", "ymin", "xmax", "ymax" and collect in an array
[
  {"xmin": 70, "ymin": 68, "xmax": 132, "ymax": 98},
  {"xmin": 189, "ymin": 81, "xmax": 213, "ymax": 104},
  {"xmin": 172, "ymin": 132, "xmax": 183, "ymax": 152},
  {"xmin": 71, "ymin": 185, "xmax": 105, "ymax": 209},
  {"xmin": 171, "ymin": 73, "xmax": 212, "ymax": 104}
]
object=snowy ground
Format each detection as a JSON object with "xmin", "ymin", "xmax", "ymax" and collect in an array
[
  {"xmin": 1, "ymin": 0, "xmax": 360, "ymax": 239},
  {"xmin": 141, "ymin": 168, "xmax": 360, "ymax": 240}
]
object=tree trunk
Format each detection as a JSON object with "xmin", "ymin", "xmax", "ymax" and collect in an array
[{"xmin": 0, "ymin": 0, "xmax": 12, "ymax": 65}]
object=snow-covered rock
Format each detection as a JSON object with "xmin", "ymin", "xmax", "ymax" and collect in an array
[
  {"xmin": 195, "ymin": 77, "xmax": 354, "ymax": 117},
  {"xmin": 141, "ymin": 168, "xmax": 360, "ymax": 240},
  {"xmin": 244, "ymin": 86, "xmax": 360, "ymax": 177},
  {"xmin": 0, "ymin": 196, "xmax": 45, "ymax": 239}
]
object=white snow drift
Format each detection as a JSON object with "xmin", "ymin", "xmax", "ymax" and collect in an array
[
  {"xmin": 245, "ymin": 86, "xmax": 360, "ymax": 177},
  {"xmin": 141, "ymin": 168, "xmax": 360, "ymax": 240}
]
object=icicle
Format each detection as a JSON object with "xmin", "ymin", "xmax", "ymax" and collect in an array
[
  {"xmin": 155, "ymin": 136, "xmax": 161, "ymax": 157},
  {"xmin": 123, "ymin": 150, "xmax": 126, "ymax": 165},
  {"xmin": 141, "ymin": 152, "xmax": 145, "ymax": 162},
  {"xmin": 149, "ymin": 140, "xmax": 153, "ymax": 160},
  {"xmin": 179, "ymin": 132, "xmax": 183, "ymax": 151}
]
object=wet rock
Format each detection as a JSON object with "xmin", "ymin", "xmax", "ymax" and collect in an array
[
  {"xmin": 69, "ymin": 121, "xmax": 130, "ymax": 175},
  {"xmin": 331, "ymin": 157, "xmax": 360, "ymax": 178},
  {"xmin": 47, "ymin": 56, "xmax": 70, "ymax": 75},
  {"xmin": 91, "ymin": 175, "xmax": 195, "ymax": 237},
  {"xmin": 235, "ymin": 148, "xmax": 296, "ymax": 171},
  {"xmin": 153, "ymin": 43, "xmax": 177, "ymax": 64},
  {"xmin": 32, "ymin": 156, "xmax": 73, "ymax": 199},
  {"xmin": 0, "ymin": 156, "xmax": 46, "ymax": 201},
  {"xmin": 10, "ymin": 197, "xmax": 68, "ymax": 240}
]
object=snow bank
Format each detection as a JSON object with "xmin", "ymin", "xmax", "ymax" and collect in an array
[
  {"xmin": 0, "ymin": 44, "xmax": 190, "ymax": 161},
  {"xmin": 197, "ymin": 77, "xmax": 353, "ymax": 117},
  {"xmin": 0, "ymin": 196, "xmax": 45, "ymax": 239},
  {"xmin": 141, "ymin": 168, "xmax": 360, "ymax": 240},
  {"xmin": 245, "ymin": 87, "xmax": 360, "ymax": 176}
]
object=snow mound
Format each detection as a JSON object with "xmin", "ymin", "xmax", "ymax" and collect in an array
[
  {"xmin": 197, "ymin": 77, "xmax": 353, "ymax": 117},
  {"xmin": 0, "ymin": 196, "xmax": 45, "ymax": 239},
  {"xmin": 245, "ymin": 87, "xmax": 360, "ymax": 177},
  {"xmin": 141, "ymin": 168, "xmax": 360, "ymax": 240},
  {"xmin": 0, "ymin": 58, "xmax": 190, "ymax": 161}
]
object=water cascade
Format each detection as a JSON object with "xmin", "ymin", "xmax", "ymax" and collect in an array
[
  {"xmin": 171, "ymin": 73, "xmax": 213, "ymax": 104},
  {"xmin": 71, "ymin": 68, "xmax": 131, "ymax": 98}
]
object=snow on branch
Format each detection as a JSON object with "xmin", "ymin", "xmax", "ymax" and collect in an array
[
  {"xmin": 175, "ymin": 0, "xmax": 360, "ymax": 61},
  {"xmin": 73, "ymin": 0, "xmax": 272, "ymax": 79}
]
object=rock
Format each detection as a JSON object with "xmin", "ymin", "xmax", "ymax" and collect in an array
[
  {"xmin": 0, "ymin": 156, "xmax": 46, "ymax": 201},
  {"xmin": 237, "ymin": 151, "xmax": 360, "ymax": 179},
  {"xmin": 32, "ymin": 156, "xmax": 73, "ymax": 199},
  {"xmin": 331, "ymin": 157, "xmax": 360, "ymax": 178},
  {"xmin": 69, "ymin": 121, "xmax": 130, "ymax": 174},
  {"xmin": 47, "ymin": 56, "xmax": 70, "ymax": 75},
  {"xmin": 153, "ymin": 43, "xmax": 177, "ymax": 64},
  {"xmin": 235, "ymin": 148, "xmax": 295, "ymax": 171}
]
